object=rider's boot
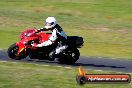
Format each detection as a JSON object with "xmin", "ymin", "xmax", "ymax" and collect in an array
[{"xmin": 49, "ymin": 51, "xmax": 56, "ymax": 61}]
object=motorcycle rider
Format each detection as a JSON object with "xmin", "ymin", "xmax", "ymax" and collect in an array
[{"xmin": 32, "ymin": 17, "xmax": 68, "ymax": 60}]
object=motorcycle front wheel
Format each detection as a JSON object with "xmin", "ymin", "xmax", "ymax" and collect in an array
[{"xmin": 7, "ymin": 43, "xmax": 27, "ymax": 60}]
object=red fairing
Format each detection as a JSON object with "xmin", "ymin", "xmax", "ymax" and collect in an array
[
  {"xmin": 37, "ymin": 32, "xmax": 51, "ymax": 43},
  {"xmin": 16, "ymin": 42, "xmax": 25, "ymax": 55},
  {"xmin": 20, "ymin": 28, "xmax": 38, "ymax": 40},
  {"xmin": 19, "ymin": 28, "xmax": 51, "ymax": 43},
  {"xmin": 16, "ymin": 28, "xmax": 51, "ymax": 55}
]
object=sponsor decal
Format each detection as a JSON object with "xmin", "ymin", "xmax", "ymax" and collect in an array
[{"xmin": 76, "ymin": 66, "xmax": 131, "ymax": 85}]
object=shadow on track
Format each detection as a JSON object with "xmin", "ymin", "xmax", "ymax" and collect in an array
[{"xmin": 73, "ymin": 63, "xmax": 125, "ymax": 68}]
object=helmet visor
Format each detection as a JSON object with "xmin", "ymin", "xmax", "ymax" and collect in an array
[
  {"xmin": 45, "ymin": 22, "xmax": 54, "ymax": 29},
  {"xmin": 45, "ymin": 22, "xmax": 54, "ymax": 26}
]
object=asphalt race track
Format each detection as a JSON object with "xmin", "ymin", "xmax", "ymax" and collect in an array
[{"xmin": 0, "ymin": 50, "xmax": 132, "ymax": 73}]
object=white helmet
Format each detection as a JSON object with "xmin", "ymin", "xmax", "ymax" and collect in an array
[{"xmin": 45, "ymin": 17, "xmax": 57, "ymax": 29}]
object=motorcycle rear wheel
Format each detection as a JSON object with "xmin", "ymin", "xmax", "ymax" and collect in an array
[{"xmin": 58, "ymin": 48, "xmax": 80, "ymax": 65}]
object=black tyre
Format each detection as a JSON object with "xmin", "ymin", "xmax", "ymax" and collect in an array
[
  {"xmin": 58, "ymin": 48, "xmax": 80, "ymax": 65},
  {"xmin": 7, "ymin": 43, "xmax": 27, "ymax": 60}
]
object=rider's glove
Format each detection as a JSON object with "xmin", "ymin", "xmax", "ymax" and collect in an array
[
  {"xmin": 31, "ymin": 43, "xmax": 38, "ymax": 47},
  {"xmin": 36, "ymin": 28, "xmax": 47, "ymax": 33},
  {"xmin": 35, "ymin": 29, "xmax": 40, "ymax": 33}
]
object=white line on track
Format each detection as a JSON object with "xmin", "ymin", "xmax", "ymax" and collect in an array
[
  {"xmin": 0, "ymin": 60, "xmax": 73, "ymax": 70},
  {"xmin": 95, "ymin": 70, "xmax": 103, "ymax": 72},
  {"xmin": 56, "ymin": 66, "xmax": 63, "ymax": 68},
  {"xmin": 0, "ymin": 61, "xmax": 8, "ymax": 62},
  {"xmin": 41, "ymin": 65, "xmax": 50, "ymax": 66},
  {"xmin": 64, "ymin": 67, "xmax": 72, "ymax": 69},
  {"xmin": 0, "ymin": 60, "xmax": 131, "ymax": 73}
]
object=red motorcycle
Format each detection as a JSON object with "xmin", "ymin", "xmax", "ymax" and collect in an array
[{"xmin": 7, "ymin": 28, "xmax": 84, "ymax": 64}]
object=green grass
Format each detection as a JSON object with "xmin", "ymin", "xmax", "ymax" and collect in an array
[
  {"xmin": 0, "ymin": 1, "xmax": 132, "ymax": 87},
  {"xmin": 0, "ymin": 0, "xmax": 132, "ymax": 59},
  {"xmin": 0, "ymin": 61, "xmax": 131, "ymax": 88}
]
